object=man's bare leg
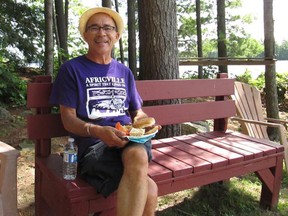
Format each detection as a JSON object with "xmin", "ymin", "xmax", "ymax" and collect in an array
[
  {"xmin": 117, "ymin": 146, "xmax": 157, "ymax": 216},
  {"xmin": 143, "ymin": 177, "xmax": 158, "ymax": 216}
]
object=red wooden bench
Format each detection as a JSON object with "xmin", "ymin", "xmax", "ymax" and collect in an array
[{"xmin": 26, "ymin": 74, "xmax": 284, "ymax": 216}]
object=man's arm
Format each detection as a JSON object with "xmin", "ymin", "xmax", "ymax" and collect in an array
[
  {"xmin": 130, "ymin": 109, "xmax": 149, "ymax": 123},
  {"xmin": 60, "ymin": 105, "xmax": 128, "ymax": 147}
]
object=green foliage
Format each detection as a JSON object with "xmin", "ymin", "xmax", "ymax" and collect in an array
[
  {"xmin": 276, "ymin": 40, "xmax": 288, "ymax": 60},
  {"xmin": 0, "ymin": 0, "xmax": 45, "ymax": 64},
  {"xmin": 177, "ymin": 0, "xmax": 265, "ymax": 58},
  {"xmin": 276, "ymin": 72, "xmax": 288, "ymax": 102},
  {"xmin": 181, "ymin": 65, "xmax": 218, "ymax": 79},
  {"xmin": 235, "ymin": 70, "xmax": 288, "ymax": 104},
  {"xmin": 227, "ymin": 37, "xmax": 264, "ymax": 57},
  {"xmin": 0, "ymin": 51, "xmax": 27, "ymax": 106}
]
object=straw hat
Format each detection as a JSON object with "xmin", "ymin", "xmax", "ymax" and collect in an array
[{"xmin": 79, "ymin": 7, "xmax": 124, "ymax": 40}]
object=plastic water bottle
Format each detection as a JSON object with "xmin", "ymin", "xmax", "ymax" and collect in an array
[{"xmin": 63, "ymin": 137, "xmax": 78, "ymax": 180}]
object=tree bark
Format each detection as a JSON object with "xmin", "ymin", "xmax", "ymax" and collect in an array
[
  {"xmin": 138, "ymin": 0, "xmax": 178, "ymax": 80},
  {"xmin": 196, "ymin": 0, "xmax": 203, "ymax": 78},
  {"xmin": 264, "ymin": 0, "xmax": 280, "ymax": 141},
  {"xmin": 115, "ymin": 0, "xmax": 124, "ymax": 63},
  {"xmin": 128, "ymin": 0, "xmax": 137, "ymax": 76},
  {"xmin": 54, "ymin": 0, "xmax": 68, "ymax": 63},
  {"xmin": 217, "ymin": 0, "xmax": 228, "ymax": 73},
  {"xmin": 102, "ymin": 0, "xmax": 112, "ymax": 8},
  {"xmin": 44, "ymin": 0, "xmax": 54, "ymax": 76},
  {"xmin": 138, "ymin": 0, "xmax": 180, "ymax": 138}
]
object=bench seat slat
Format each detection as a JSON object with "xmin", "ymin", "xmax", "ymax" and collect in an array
[
  {"xmin": 204, "ymin": 131, "xmax": 280, "ymax": 155},
  {"xmin": 176, "ymin": 135, "xmax": 245, "ymax": 165},
  {"xmin": 151, "ymin": 149, "xmax": 193, "ymax": 177},
  {"xmin": 157, "ymin": 137, "xmax": 228, "ymax": 169},
  {"xmin": 196, "ymin": 133, "xmax": 264, "ymax": 159},
  {"xmin": 148, "ymin": 161, "xmax": 173, "ymax": 182},
  {"xmin": 224, "ymin": 131, "xmax": 284, "ymax": 153},
  {"xmin": 136, "ymin": 79, "xmax": 234, "ymax": 100},
  {"xmin": 153, "ymin": 143, "xmax": 212, "ymax": 172}
]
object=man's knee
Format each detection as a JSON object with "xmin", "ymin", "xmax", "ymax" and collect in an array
[
  {"xmin": 148, "ymin": 178, "xmax": 158, "ymax": 198},
  {"xmin": 123, "ymin": 145, "xmax": 148, "ymax": 165}
]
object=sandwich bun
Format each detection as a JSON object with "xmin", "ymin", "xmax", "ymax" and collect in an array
[
  {"xmin": 144, "ymin": 125, "xmax": 160, "ymax": 135},
  {"xmin": 132, "ymin": 117, "xmax": 155, "ymax": 129}
]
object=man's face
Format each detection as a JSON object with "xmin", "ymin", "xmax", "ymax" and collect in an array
[{"xmin": 84, "ymin": 13, "xmax": 120, "ymax": 55}]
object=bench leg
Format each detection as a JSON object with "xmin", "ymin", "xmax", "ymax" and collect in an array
[
  {"xmin": 35, "ymin": 168, "xmax": 52, "ymax": 216},
  {"xmin": 256, "ymin": 155, "xmax": 283, "ymax": 210}
]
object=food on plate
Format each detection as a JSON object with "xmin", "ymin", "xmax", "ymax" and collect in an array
[
  {"xmin": 129, "ymin": 128, "xmax": 145, "ymax": 136},
  {"xmin": 132, "ymin": 117, "xmax": 155, "ymax": 129},
  {"xmin": 115, "ymin": 117, "xmax": 160, "ymax": 137},
  {"xmin": 133, "ymin": 117, "xmax": 160, "ymax": 135},
  {"xmin": 115, "ymin": 122, "xmax": 132, "ymax": 135}
]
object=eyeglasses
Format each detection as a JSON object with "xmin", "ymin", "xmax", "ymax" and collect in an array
[{"xmin": 86, "ymin": 25, "xmax": 116, "ymax": 33}]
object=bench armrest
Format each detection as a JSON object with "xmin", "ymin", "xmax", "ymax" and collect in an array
[
  {"xmin": 231, "ymin": 116, "xmax": 287, "ymax": 143},
  {"xmin": 265, "ymin": 117, "xmax": 288, "ymax": 128},
  {"xmin": 231, "ymin": 117, "xmax": 287, "ymax": 130}
]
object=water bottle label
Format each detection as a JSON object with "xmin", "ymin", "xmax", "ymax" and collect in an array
[{"xmin": 63, "ymin": 153, "xmax": 77, "ymax": 163}]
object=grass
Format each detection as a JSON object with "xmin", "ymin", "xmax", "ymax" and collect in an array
[
  {"xmin": 156, "ymin": 170, "xmax": 288, "ymax": 216},
  {"xmin": 1, "ymin": 106, "xmax": 288, "ymax": 215}
]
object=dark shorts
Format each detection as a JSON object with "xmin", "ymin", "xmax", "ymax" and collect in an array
[{"xmin": 79, "ymin": 141, "xmax": 152, "ymax": 197}]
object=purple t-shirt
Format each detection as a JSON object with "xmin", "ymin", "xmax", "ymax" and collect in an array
[{"xmin": 50, "ymin": 55, "xmax": 142, "ymax": 158}]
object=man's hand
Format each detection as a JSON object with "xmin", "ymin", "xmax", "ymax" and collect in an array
[{"xmin": 91, "ymin": 125, "xmax": 129, "ymax": 148}]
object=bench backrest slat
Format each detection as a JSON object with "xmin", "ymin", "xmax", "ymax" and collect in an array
[
  {"xmin": 27, "ymin": 83, "xmax": 53, "ymax": 108},
  {"xmin": 27, "ymin": 114, "xmax": 68, "ymax": 139},
  {"xmin": 143, "ymin": 100, "xmax": 235, "ymax": 126},
  {"xmin": 136, "ymin": 79, "xmax": 234, "ymax": 100}
]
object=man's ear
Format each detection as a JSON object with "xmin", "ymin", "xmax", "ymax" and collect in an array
[
  {"xmin": 83, "ymin": 32, "xmax": 89, "ymax": 42},
  {"xmin": 115, "ymin": 32, "xmax": 120, "ymax": 41}
]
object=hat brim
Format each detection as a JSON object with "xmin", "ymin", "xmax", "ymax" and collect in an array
[{"xmin": 79, "ymin": 7, "xmax": 124, "ymax": 40}]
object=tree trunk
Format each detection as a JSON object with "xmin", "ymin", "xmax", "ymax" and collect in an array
[
  {"xmin": 115, "ymin": 0, "xmax": 124, "ymax": 63},
  {"xmin": 138, "ymin": 0, "xmax": 178, "ymax": 80},
  {"xmin": 138, "ymin": 0, "xmax": 180, "ymax": 138},
  {"xmin": 264, "ymin": 0, "xmax": 280, "ymax": 141},
  {"xmin": 44, "ymin": 0, "xmax": 53, "ymax": 76},
  {"xmin": 196, "ymin": 0, "xmax": 203, "ymax": 78},
  {"xmin": 102, "ymin": 0, "xmax": 112, "ymax": 8},
  {"xmin": 217, "ymin": 0, "xmax": 228, "ymax": 73},
  {"xmin": 54, "ymin": 0, "xmax": 68, "ymax": 63},
  {"xmin": 128, "ymin": 0, "xmax": 137, "ymax": 76}
]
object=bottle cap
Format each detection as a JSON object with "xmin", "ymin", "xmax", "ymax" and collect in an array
[{"xmin": 68, "ymin": 137, "xmax": 74, "ymax": 142}]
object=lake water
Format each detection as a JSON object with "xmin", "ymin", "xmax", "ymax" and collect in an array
[{"xmin": 179, "ymin": 60, "xmax": 288, "ymax": 79}]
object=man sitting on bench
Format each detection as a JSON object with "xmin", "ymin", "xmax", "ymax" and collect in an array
[{"xmin": 49, "ymin": 7, "xmax": 158, "ymax": 216}]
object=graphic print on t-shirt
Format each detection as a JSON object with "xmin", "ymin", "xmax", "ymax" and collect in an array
[{"xmin": 86, "ymin": 87, "xmax": 127, "ymax": 120}]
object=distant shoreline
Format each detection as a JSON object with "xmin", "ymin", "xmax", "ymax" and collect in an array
[{"xmin": 179, "ymin": 60, "xmax": 288, "ymax": 79}]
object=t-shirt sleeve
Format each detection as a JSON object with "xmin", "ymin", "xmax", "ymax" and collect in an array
[
  {"xmin": 127, "ymin": 72, "xmax": 143, "ymax": 112},
  {"xmin": 49, "ymin": 64, "xmax": 78, "ymax": 108}
]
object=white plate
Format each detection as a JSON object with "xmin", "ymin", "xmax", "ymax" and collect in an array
[{"xmin": 124, "ymin": 130, "xmax": 158, "ymax": 143}]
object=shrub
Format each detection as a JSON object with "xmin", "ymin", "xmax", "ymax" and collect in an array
[
  {"xmin": 235, "ymin": 70, "xmax": 288, "ymax": 105},
  {"xmin": 0, "ymin": 58, "xmax": 27, "ymax": 106}
]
